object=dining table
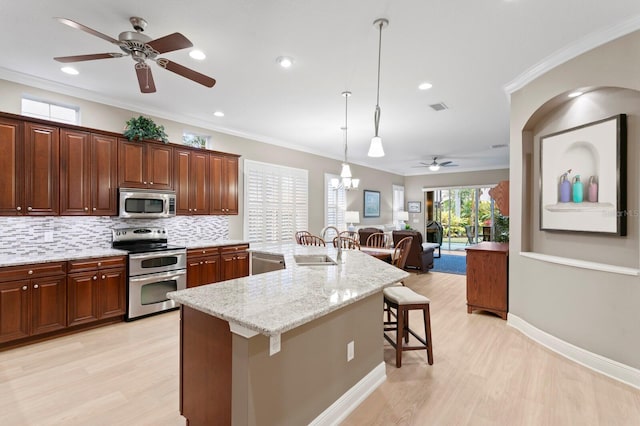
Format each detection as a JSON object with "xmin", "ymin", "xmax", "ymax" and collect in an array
[{"xmin": 360, "ymin": 246, "xmax": 395, "ymax": 262}]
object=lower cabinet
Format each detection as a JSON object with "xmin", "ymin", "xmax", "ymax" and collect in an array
[
  {"xmin": 67, "ymin": 256, "xmax": 126, "ymax": 327},
  {"xmin": 221, "ymin": 244, "xmax": 250, "ymax": 281},
  {"xmin": 187, "ymin": 247, "xmax": 220, "ymax": 288},
  {"xmin": 0, "ymin": 262, "xmax": 67, "ymax": 344}
]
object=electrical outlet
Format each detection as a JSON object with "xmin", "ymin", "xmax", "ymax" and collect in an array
[
  {"xmin": 44, "ymin": 231, "xmax": 54, "ymax": 242},
  {"xmin": 347, "ymin": 340, "xmax": 354, "ymax": 362},
  {"xmin": 413, "ymin": 218, "xmax": 419, "ymax": 223}
]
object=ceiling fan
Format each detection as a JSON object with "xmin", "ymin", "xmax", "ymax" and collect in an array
[
  {"xmin": 53, "ymin": 17, "xmax": 216, "ymax": 93},
  {"xmin": 415, "ymin": 157, "xmax": 459, "ymax": 171}
]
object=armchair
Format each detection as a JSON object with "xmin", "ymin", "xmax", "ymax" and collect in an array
[{"xmin": 391, "ymin": 230, "xmax": 434, "ymax": 273}]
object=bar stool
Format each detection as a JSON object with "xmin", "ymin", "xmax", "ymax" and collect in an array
[{"xmin": 383, "ymin": 286, "xmax": 433, "ymax": 367}]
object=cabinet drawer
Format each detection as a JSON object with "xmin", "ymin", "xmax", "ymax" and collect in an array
[
  {"xmin": 220, "ymin": 244, "xmax": 249, "ymax": 254},
  {"xmin": 187, "ymin": 247, "xmax": 220, "ymax": 257},
  {"xmin": 0, "ymin": 261, "xmax": 67, "ymax": 282},
  {"xmin": 67, "ymin": 256, "xmax": 126, "ymax": 273}
]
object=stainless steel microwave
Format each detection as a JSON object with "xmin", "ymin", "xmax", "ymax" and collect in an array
[{"xmin": 118, "ymin": 188, "xmax": 176, "ymax": 218}]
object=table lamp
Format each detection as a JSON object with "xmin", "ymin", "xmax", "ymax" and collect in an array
[
  {"xmin": 345, "ymin": 211, "xmax": 360, "ymax": 232},
  {"xmin": 397, "ymin": 211, "xmax": 409, "ymax": 229}
]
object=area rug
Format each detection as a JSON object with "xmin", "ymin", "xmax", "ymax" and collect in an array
[{"xmin": 431, "ymin": 254, "xmax": 467, "ymax": 275}]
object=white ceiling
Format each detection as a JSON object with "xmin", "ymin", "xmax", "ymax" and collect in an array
[{"xmin": 2, "ymin": 1, "xmax": 640, "ymax": 175}]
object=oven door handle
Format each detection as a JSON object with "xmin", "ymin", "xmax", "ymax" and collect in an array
[
  {"xmin": 129, "ymin": 250, "xmax": 187, "ymax": 261},
  {"xmin": 129, "ymin": 268, "xmax": 187, "ymax": 284}
]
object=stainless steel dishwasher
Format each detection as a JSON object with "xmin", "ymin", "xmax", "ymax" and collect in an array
[{"xmin": 251, "ymin": 251, "xmax": 286, "ymax": 275}]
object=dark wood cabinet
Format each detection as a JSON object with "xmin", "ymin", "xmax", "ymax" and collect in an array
[
  {"xmin": 0, "ymin": 117, "xmax": 23, "ymax": 215},
  {"xmin": 175, "ymin": 149, "xmax": 210, "ymax": 215},
  {"xmin": 24, "ymin": 122, "xmax": 60, "ymax": 215},
  {"xmin": 210, "ymin": 154, "xmax": 238, "ymax": 215},
  {"xmin": 67, "ymin": 256, "xmax": 126, "ymax": 326},
  {"xmin": 465, "ymin": 242, "xmax": 509, "ymax": 320},
  {"xmin": 60, "ymin": 130, "xmax": 118, "ymax": 215},
  {"xmin": 220, "ymin": 244, "xmax": 249, "ymax": 281},
  {"xmin": 0, "ymin": 262, "xmax": 67, "ymax": 343},
  {"xmin": 187, "ymin": 247, "xmax": 220, "ymax": 288},
  {"xmin": 118, "ymin": 139, "xmax": 173, "ymax": 190}
]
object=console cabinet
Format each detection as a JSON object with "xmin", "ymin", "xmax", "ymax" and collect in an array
[
  {"xmin": 186, "ymin": 247, "xmax": 220, "ymax": 288},
  {"xmin": 465, "ymin": 242, "xmax": 509, "ymax": 320},
  {"xmin": 0, "ymin": 262, "xmax": 67, "ymax": 343}
]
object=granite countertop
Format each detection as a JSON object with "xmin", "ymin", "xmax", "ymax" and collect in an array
[
  {"xmin": 167, "ymin": 243, "xmax": 409, "ymax": 337},
  {"xmin": 0, "ymin": 239, "xmax": 251, "ymax": 267}
]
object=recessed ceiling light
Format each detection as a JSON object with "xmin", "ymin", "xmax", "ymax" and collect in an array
[
  {"xmin": 568, "ymin": 91, "xmax": 583, "ymax": 98},
  {"xmin": 418, "ymin": 82, "xmax": 433, "ymax": 90},
  {"xmin": 276, "ymin": 56, "xmax": 294, "ymax": 68},
  {"xmin": 189, "ymin": 49, "xmax": 206, "ymax": 60},
  {"xmin": 61, "ymin": 66, "xmax": 79, "ymax": 75},
  {"xmin": 213, "ymin": 111, "xmax": 225, "ymax": 117}
]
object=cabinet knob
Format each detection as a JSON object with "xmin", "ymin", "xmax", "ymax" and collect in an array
[
  {"xmin": 189, "ymin": 209, "xmax": 192, "ymax": 212},
  {"xmin": 27, "ymin": 206, "xmax": 33, "ymax": 211},
  {"xmin": 200, "ymin": 261, "xmax": 203, "ymax": 265},
  {"xmin": 33, "ymin": 284, "xmax": 39, "ymax": 289},
  {"xmin": 97, "ymin": 262, "xmax": 102, "ymax": 267},
  {"xmin": 93, "ymin": 207, "xmax": 96, "ymax": 211},
  {"xmin": 16, "ymin": 206, "xmax": 21, "ymax": 211},
  {"xmin": 93, "ymin": 275, "xmax": 97, "ymax": 280},
  {"xmin": 102, "ymin": 275, "xmax": 106, "ymax": 280},
  {"xmin": 22, "ymin": 285, "xmax": 27, "ymax": 291},
  {"xmin": 28, "ymin": 270, "xmax": 33, "ymax": 275},
  {"xmin": 194, "ymin": 209, "xmax": 197, "ymax": 212},
  {"xmin": 84, "ymin": 207, "xmax": 89, "ymax": 211},
  {"xmin": 150, "ymin": 181, "xmax": 154, "ymax": 185},
  {"xmin": 202, "ymin": 250, "xmax": 206, "ymax": 254}
]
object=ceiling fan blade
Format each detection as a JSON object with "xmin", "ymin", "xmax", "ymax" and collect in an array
[
  {"xmin": 55, "ymin": 17, "xmax": 120, "ymax": 45},
  {"xmin": 158, "ymin": 59, "xmax": 216, "ymax": 88},
  {"xmin": 135, "ymin": 63, "xmax": 156, "ymax": 93},
  {"xmin": 54, "ymin": 53, "xmax": 126, "ymax": 63},
  {"xmin": 439, "ymin": 161, "xmax": 453, "ymax": 166},
  {"xmin": 147, "ymin": 32, "xmax": 193, "ymax": 54}
]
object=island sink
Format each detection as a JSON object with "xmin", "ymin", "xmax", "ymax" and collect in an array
[{"xmin": 293, "ymin": 254, "xmax": 337, "ymax": 265}]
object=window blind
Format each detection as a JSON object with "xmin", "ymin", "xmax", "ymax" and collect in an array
[
  {"xmin": 245, "ymin": 160, "xmax": 308, "ymax": 243},
  {"xmin": 325, "ymin": 173, "xmax": 346, "ymax": 231}
]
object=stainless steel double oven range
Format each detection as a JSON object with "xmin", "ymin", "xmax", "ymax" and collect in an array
[{"xmin": 112, "ymin": 226, "xmax": 186, "ymax": 320}]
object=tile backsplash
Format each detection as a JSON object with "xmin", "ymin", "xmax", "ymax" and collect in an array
[{"xmin": 0, "ymin": 216, "xmax": 229, "ymax": 255}]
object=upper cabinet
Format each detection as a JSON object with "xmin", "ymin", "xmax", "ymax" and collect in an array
[
  {"xmin": 118, "ymin": 139, "xmax": 173, "ymax": 190},
  {"xmin": 60, "ymin": 130, "xmax": 118, "ymax": 215},
  {"xmin": 210, "ymin": 154, "xmax": 238, "ymax": 215},
  {"xmin": 174, "ymin": 148, "xmax": 210, "ymax": 215},
  {"xmin": 0, "ymin": 118, "xmax": 59, "ymax": 216}
]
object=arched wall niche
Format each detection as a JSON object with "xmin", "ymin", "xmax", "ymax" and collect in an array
[{"xmin": 520, "ymin": 86, "xmax": 640, "ymax": 268}]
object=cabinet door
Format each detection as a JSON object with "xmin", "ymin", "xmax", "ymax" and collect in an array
[
  {"xmin": 99, "ymin": 268, "xmax": 126, "ymax": 318},
  {"xmin": 191, "ymin": 151, "xmax": 209, "ymax": 214},
  {"xmin": 466, "ymin": 251, "xmax": 507, "ymax": 311},
  {"xmin": 0, "ymin": 279, "xmax": 30, "ymax": 343},
  {"xmin": 147, "ymin": 144, "xmax": 173, "ymax": 189},
  {"xmin": 67, "ymin": 272, "xmax": 99, "ymax": 326},
  {"xmin": 60, "ymin": 129, "xmax": 91, "ymax": 215},
  {"xmin": 203, "ymin": 255, "xmax": 220, "ymax": 284},
  {"xmin": 0, "ymin": 118, "xmax": 23, "ymax": 215},
  {"xmin": 210, "ymin": 155, "xmax": 239, "ymax": 215},
  {"xmin": 24, "ymin": 122, "xmax": 59, "ymax": 215},
  {"xmin": 221, "ymin": 252, "xmax": 249, "ymax": 281},
  {"xmin": 174, "ymin": 149, "xmax": 192, "ymax": 215},
  {"xmin": 233, "ymin": 251, "xmax": 249, "ymax": 279},
  {"xmin": 91, "ymin": 134, "xmax": 118, "ymax": 215},
  {"xmin": 31, "ymin": 275, "xmax": 67, "ymax": 336},
  {"xmin": 187, "ymin": 257, "xmax": 205, "ymax": 288},
  {"xmin": 118, "ymin": 139, "xmax": 146, "ymax": 188}
]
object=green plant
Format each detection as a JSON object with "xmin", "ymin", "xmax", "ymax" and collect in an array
[
  {"xmin": 123, "ymin": 116, "xmax": 169, "ymax": 143},
  {"xmin": 494, "ymin": 213, "xmax": 509, "ymax": 242}
]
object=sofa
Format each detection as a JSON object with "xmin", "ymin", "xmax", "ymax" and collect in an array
[{"xmin": 391, "ymin": 230, "xmax": 434, "ymax": 273}]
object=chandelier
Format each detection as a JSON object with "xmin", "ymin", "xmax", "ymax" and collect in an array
[{"xmin": 331, "ymin": 91, "xmax": 360, "ymax": 190}]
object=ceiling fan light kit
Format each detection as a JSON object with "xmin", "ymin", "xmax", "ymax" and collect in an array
[
  {"xmin": 368, "ymin": 18, "xmax": 388, "ymax": 158},
  {"xmin": 53, "ymin": 16, "xmax": 216, "ymax": 93}
]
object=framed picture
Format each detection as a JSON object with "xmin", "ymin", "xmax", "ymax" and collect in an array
[
  {"xmin": 540, "ymin": 114, "xmax": 626, "ymax": 235},
  {"xmin": 407, "ymin": 201, "xmax": 421, "ymax": 213},
  {"xmin": 363, "ymin": 190, "xmax": 381, "ymax": 217}
]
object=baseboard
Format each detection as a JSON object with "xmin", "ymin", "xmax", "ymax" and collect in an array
[
  {"xmin": 508, "ymin": 313, "xmax": 640, "ymax": 390},
  {"xmin": 310, "ymin": 362, "xmax": 386, "ymax": 426}
]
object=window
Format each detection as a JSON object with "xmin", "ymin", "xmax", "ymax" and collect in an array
[
  {"xmin": 392, "ymin": 184, "xmax": 405, "ymax": 226},
  {"xmin": 325, "ymin": 173, "xmax": 346, "ymax": 231},
  {"xmin": 21, "ymin": 97, "xmax": 79, "ymax": 125},
  {"xmin": 244, "ymin": 160, "xmax": 308, "ymax": 243},
  {"xmin": 182, "ymin": 132, "xmax": 210, "ymax": 149}
]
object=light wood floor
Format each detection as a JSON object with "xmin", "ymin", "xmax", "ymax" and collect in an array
[{"xmin": 1, "ymin": 272, "xmax": 639, "ymax": 425}]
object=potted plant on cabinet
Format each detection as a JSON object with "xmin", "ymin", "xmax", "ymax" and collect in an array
[{"xmin": 123, "ymin": 115, "xmax": 169, "ymax": 143}]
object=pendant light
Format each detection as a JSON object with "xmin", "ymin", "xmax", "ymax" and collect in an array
[
  {"xmin": 331, "ymin": 91, "xmax": 360, "ymax": 190},
  {"xmin": 368, "ymin": 18, "xmax": 388, "ymax": 158}
]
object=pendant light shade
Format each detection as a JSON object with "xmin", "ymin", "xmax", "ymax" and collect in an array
[
  {"xmin": 331, "ymin": 91, "xmax": 360, "ymax": 190},
  {"xmin": 368, "ymin": 18, "xmax": 388, "ymax": 158}
]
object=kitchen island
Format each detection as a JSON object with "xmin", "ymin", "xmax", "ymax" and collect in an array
[{"xmin": 167, "ymin": 243, "xmax": 408, "ymax": 425}]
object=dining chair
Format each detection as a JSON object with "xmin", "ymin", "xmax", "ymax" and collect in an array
[
  {"xmin": 299, "ymin": 235, "xmax": 326, "ymax": 246},
  {"xmin": 366, "ymin": 232, "xmax": 387, "ymax": 248},
  {"xmin": 295, "ymin": 230, "xmax": 312, "ymax": 244},
  {"xmin": 339, "ymin": 230, "xmax": 359, "ymax": 240},
  {"xmin": 332, "ymin": 236, "xmax": 360, "ymax": 250},
  {"xmin": 391, "ymin": 236, "xmax": 413, "ymax": 270}
]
